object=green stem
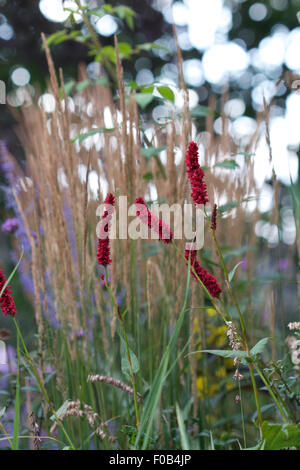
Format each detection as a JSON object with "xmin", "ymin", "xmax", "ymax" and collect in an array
[
  {"xmin": 204, "ymin": 209, "xmax": 263, "ymax": 436},
  {"xmin": 238, "ymin": 380, "xmax": 246, "ymax": 448},
  {"xmin": 0, "ymin": 420, "xmax": 12, "ymax": 448},
  {"xmin": 74, "ymin": 0, "xmax": 117, "ymax": 83},
  {"xmin": 254, "ymin": 364, "xmax": 290, "ymax": 424},
  {"xmin": 12, "ymin": 318, "xmax": 76, "ymax": 450}
]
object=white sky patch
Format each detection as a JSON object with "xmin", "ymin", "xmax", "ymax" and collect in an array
[
  {"xmin": 187, "ymin": 0, "xmax": 224, "ymax": 50},
  {"xmin": 172, "ymin": 1, "xmax": 189, "ymax": 26},
  {"xmin": 285, "ymin": 93, "xmax": 300, "ymax": 146},
  {"xmin": 285, "ymin": 27, "xmax": 300, "ymax": 71},
  {"xmin": 257, "ymin": 32, "xmax": 287, "ymax": 69},
  {"xmin": 39, "ymin": 0, "xmax": 69, "ymax": 22},
  {"xmin": 202, "ymin": 43, "xmax": 249, "ymax": 84},
  {"xmin": 183, "ymin": 59, "xmax": 204, "ymax": 87},
  {"xmin": 251, "ymin": 80, "xmax": 277, "ymax": 110},
  {"xmin": 11, "ymin": 67, "xmax": 30, "ymax": 86},
  {"xmin": 258, "ymin": 183, "xmax": 274, "ymax": 213},
  {"xmin": 38, "ymin": 93, "xmax": 56, "ymax": 113},
  {"xmin": 224, "ymin": 98, "xmax": 245, "ymax": 119},
  {"xmin": 88, "ymin": 171, "xmax": 99, "ymax": 199},
  {"xmin": 39, "ymin": 0, "xmax": 85, "ymax": 23},
  {"xmin": 94, "ymin": 15, "xmax": 118, "ymax": 36}
]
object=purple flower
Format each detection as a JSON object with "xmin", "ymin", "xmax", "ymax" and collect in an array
[
  {"xmin": 277, "ymin": 258, "xmax": 289, "ymax": 272},
  {"xmin": 241, "ymin": 258, "xmax": 248, "ymax": 270},
  {"xmin": 1, "ymin": 218, "xmax": 19, "ymax": 233}
]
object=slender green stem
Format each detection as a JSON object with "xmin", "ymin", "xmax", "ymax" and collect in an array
[
  {"xmin": 0, "ymin": 420, "xmax": 12, "ymax": 448},
  {"xmin": 238, "ymin": 380, "xmax": 246, "ymax": 448},
  {"xmin": 12, "ymin": 329, "xmax": 20, "ymax": 450},
  {"xmin": 74, "ymin": 0, "xmax": 117, "ymax": 83},
  {"xmin": 104, "ymin": 267, "xmax": 140, "ymax": 428},
  {"xmin": 12, "ymin": 318, "xmax": 76, "ymax": 450},
  {"xmin": 254, "ymin": 364, "xmax": 290, "ymax": 424}
]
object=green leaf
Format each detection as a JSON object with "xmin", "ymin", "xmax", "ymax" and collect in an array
[
  {"xmin": 250, "ymin": 338, "xmax": 271, "ymax": 356},
  {"xmin": 191, "ymin": 349, "xmax": 248, "ymax": 359},
  {"xmin": 50, "ymin": 400, "xmax": 70, "ymax": 422},
  {"xmin": 71, "ymin": 127, "xmax": 114, "ymax": 144},
  {"xmin": 176, "ymin": 403, "xmax": 190, "ymax": 450},
  {"xmin": 115, "ymin": 6, "xmax": 136, "ymax": 30},
  {"xmin": 231, "ymin": 152, "xmax": 255, "ymax": 158},
  {"xmin": 228, "ymin": 261, "xmax": 243, "ymax": 283},
  {"xmin": 120, "ymin": 337, "xmax": 139, "ymax": 377},
  {"xmin": 76, "ymin": 79, "xmax": 91, "ymax": 92},
  {"xmin": 88, "ymin": 10, "xmax": 105, "ymax": 19},
  {"xmin": 0, "ymin": 248, "xmax": 24, "ymax": 299},
  {"xmin": 218, "ymin": 197, "xmax": 255, "ymax": 213},
  {"xmin": 141, "ymin": 85, "xmax": 154, "ymax": 94},
  {"xmin": 135, "ymin": 93, "xmax": 154, "ymax": 109},
  {"xmin": 94, "ymin": 77, "xmax": 109, "ymax": 86},
  {"xmin": 297, "ymin": 11, "xmax": 300, "ymax": 24},
  {"xmin": 157, "ymin": 86, "xmax": 174, "ymax": 103},
  {"xmin": 100, "ymin": 45, "xmax": 116, "ymax": 64},
  {"xmin": 141, "ymin": 146, "xmax": 167, "ymax": 158},
  {"xmin": 137, "ymin": 42, "xmax": 170, "ymax": 53},
  {"xmin": 215, "ymin": 160, "xmax": 240, "ymax": 170},
  {"xmin": 190, "ymin": 105, "xmax": 216, "ymax": 117},
  {"xmin": 261, "ymin": 422, "xmax": 300, "ymax": 450},
  {"xmin": 117, "ymin": 42, "xmax": 133, "ymax": 59},
  {"xmin": 218, "ymin": 201, "xmax": 241, "ymax": 213},
  {"xmin": 0, "ymin": 407, "xmax": 5, "ymax": 419},
  {"xmin": 63, "ymin": 80, "xmax": 75, "ymax": 96},
  {"xmin": 143, "ymin": 172, "xmax": 153, "ymax": 181}
]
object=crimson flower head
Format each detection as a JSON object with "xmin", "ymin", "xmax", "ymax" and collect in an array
[
  {"xmin": 135, "ymin": 197, "xmax": 173, "ymax": 244},
  {"xmin": 0, "ymin": 270, "xmax": 17, "ymax": 316},
  {"xmin": 185, "ymin": 247, "xmax": 222, "ymax": 298},
  {"xmin": 186, "ymin": 141, "xmax": 209, "ymax": 206},
  {"xmin": 97, "ymin": 193, "xmax": 115, "ymax": 267}
]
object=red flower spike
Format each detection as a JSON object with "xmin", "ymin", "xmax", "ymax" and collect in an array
[
  {"xmin": 211, "ymin": 204, "xmax": 217, "ymax": 231},
  {"xmin": 97, "ymin": 193, "xmax": 115, "ymax": 267},
  {"xmin": 184, "ymin": 248, "xmax": 222, "ymax": 298},
  {"xmin": 0, "ymin": 270, "xmax": 17, "ymax": 316},
  {"xmin": 185, "ymin": 141, "xmax": 209, "ymax": 206},
  {"xmin": 135, "ymin": 197, "xmax": 173, "ymax": 244}
]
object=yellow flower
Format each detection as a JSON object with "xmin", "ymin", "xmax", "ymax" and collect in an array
[
  {"xmin": 216, "ymin": 366, "xmax": 226, "ymax": 379},
  {"xmin": 196, "ymin": 376, "xmax": 218, "ymax": 399},
  {"xmin": 207, "ymin": 308, "xmax": 216, "ymax": 317},
  {"xmin": 226, "ymin": 381, "xmax": 235, "ymax": 391},
  {"xmin": 224, "ymin": 358, "xmax": 234, "ymax": 369},
  {"xmin": 193, "ymin": 317, "xmax": 200, "ymax": 334}
]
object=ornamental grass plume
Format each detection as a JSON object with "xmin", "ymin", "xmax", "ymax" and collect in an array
[
  {"xmin": 0, "ymin": 269, "xmax": 17, "ymax": 316},
  {"xmin": 185, "ymin": 141, "xmax": 209, "ymax": 206},
  {"xmin": 184, "ymin": 248, "xmax": 222, "ymax": 298},
  {"xmin": 135, "ymin": 197, "xmax": 173, "ymax": 244},
  {"xmin": 97, "ymin": 193, "xmax": 115, "ymax": 267}
]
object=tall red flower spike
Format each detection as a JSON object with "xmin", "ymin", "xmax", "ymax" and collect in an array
[
  {"xmin": 0, "ymin": 270, "xmax": 17, "ymax": 316},
  {"xmin": 135, "ymin": 197, "xmax": 173, "ymax": 244},
  {"xmin": 185, "ymin": 248, "xmax": 222, "ymax": 298},
  {"xmin": 97, "ymin": 193, "xmax": 115, "ymax": 267},
  {"xmin": 186, "ymin": 141, "xmax": 209, "ymax": 206}
]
